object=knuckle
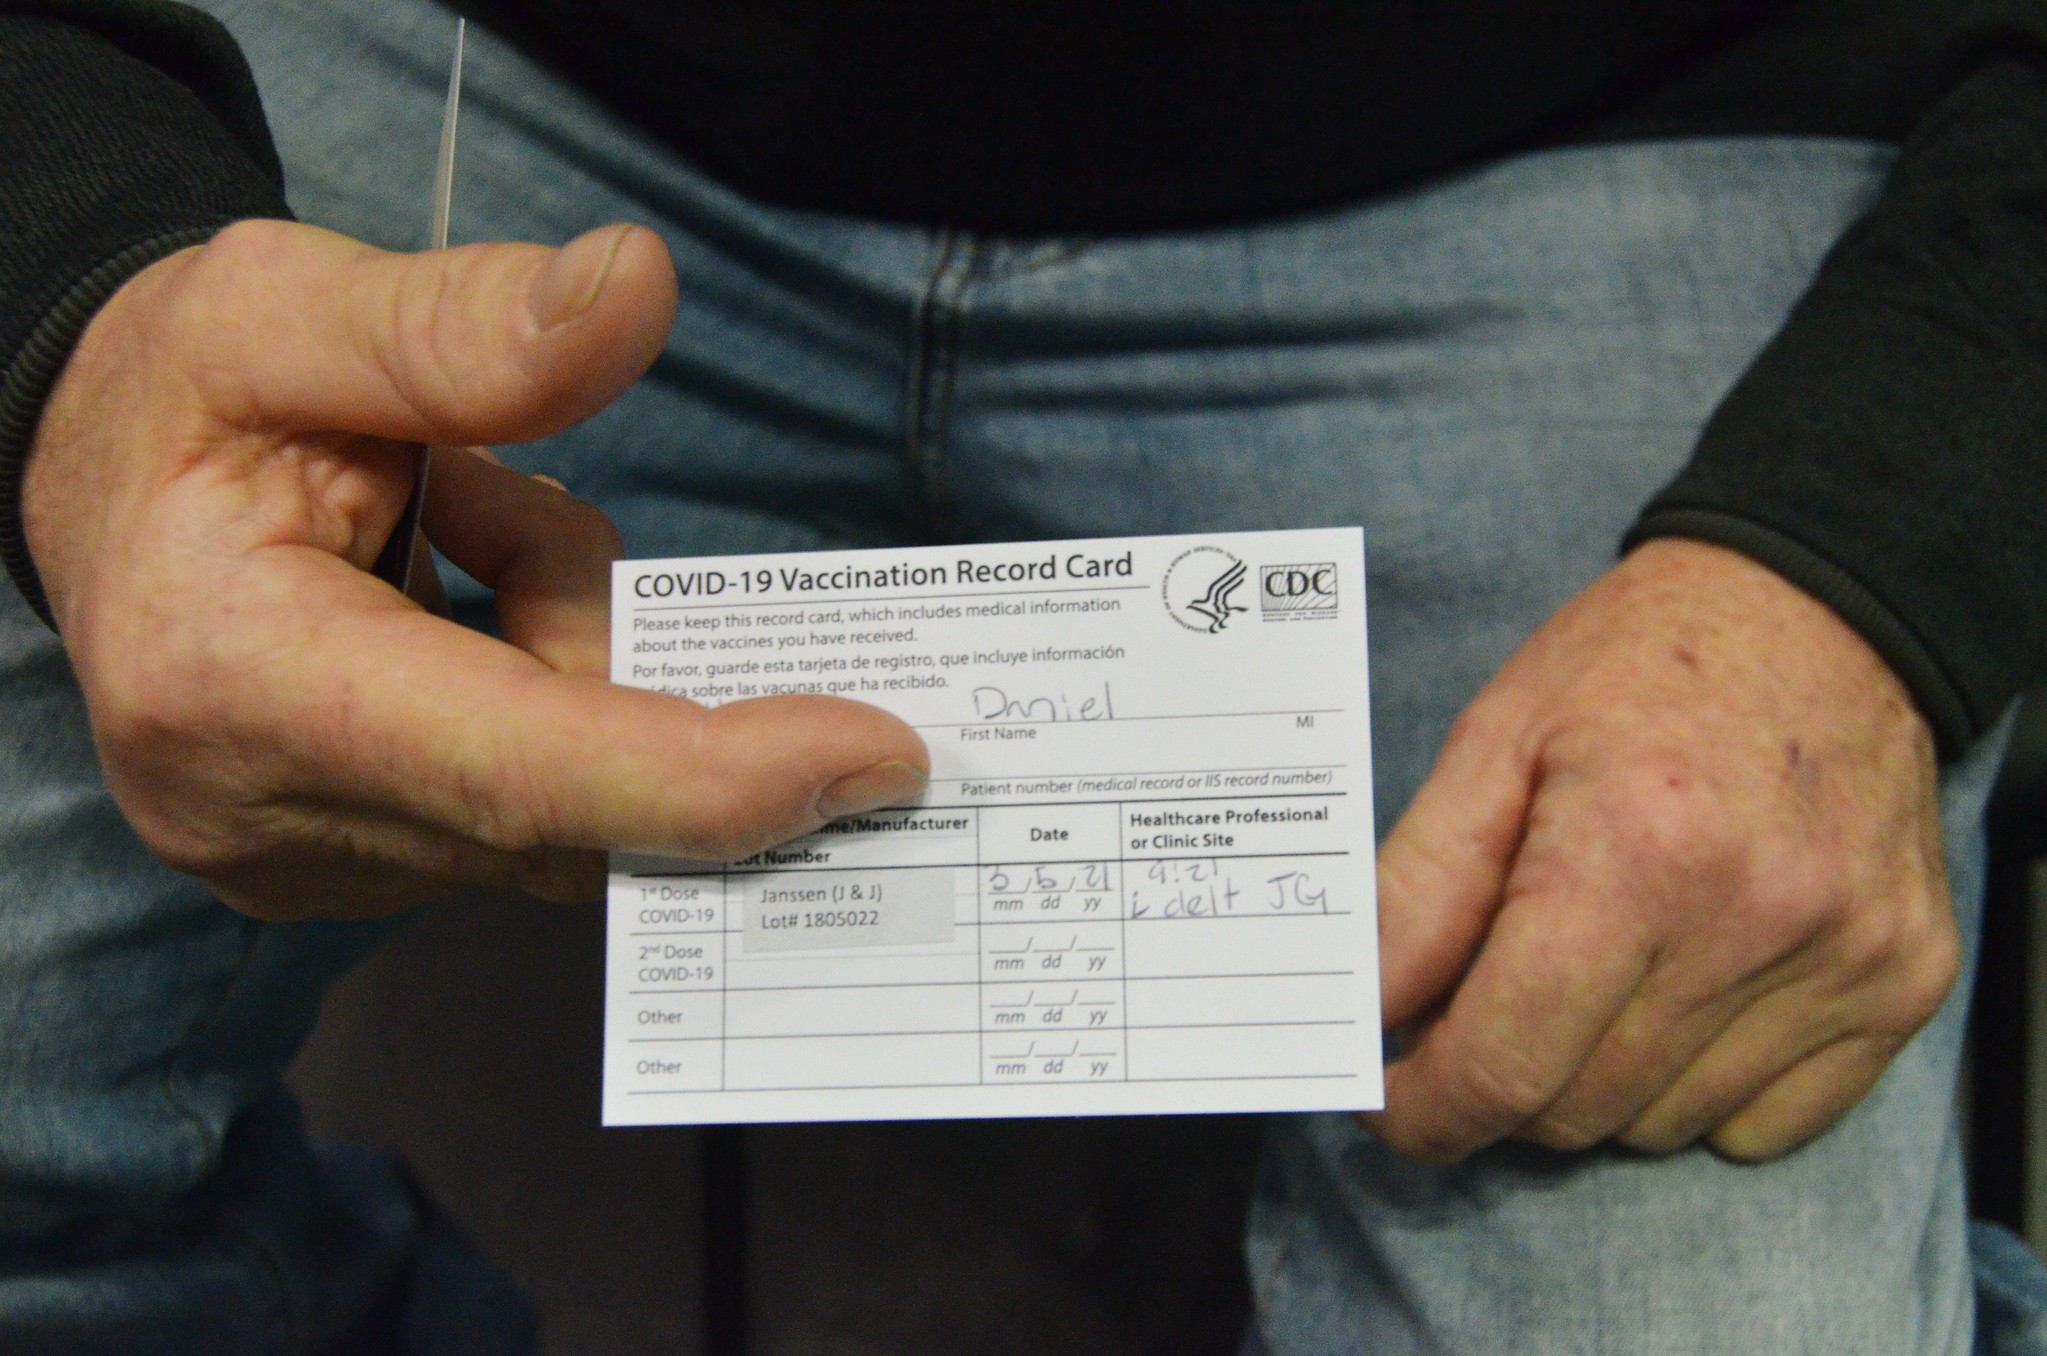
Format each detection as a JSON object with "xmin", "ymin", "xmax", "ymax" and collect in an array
[
  {"xmin": 188, "ymin": 218, "xmax": 296, "ymax": 289},
  {"xmin": 172, "ymin": 221, "xmax": 293, "ymax": 333},
  {"xmin": 1825, "ymin": 888, "xmax": 1915, "ymax": 983},
  {"xmin": 1522, "ymin": 1111, "xmax": 1604, "ymax": 1153},
  {"xmin": 1442, "ymin": 697, "xmax": 1510, "ymax": 755},
  {"xmin": 571, "ymin": 498, "xmax": 626, "ymax": 560},
  {"xmin": 1378, "ymin": 817, "xmax": 1465, "ymax": 904},
  {"xmin": 99, "ymin": 222, "xmax": 314, "ymax": 431},
  {"xmin": 1723, "ymin": 861, "xmax": 1854, "ymax": 963},
  {"xmin": 88, "ymin": 654, "xmax": 169, "ymax": 750},
  {"xmin": 671, "ymin": 731, "xmax": 794, "ymax": 863},
  {"xmin": 385, "ymin": 247, "xmax": 556, "ymax": 429},
  {"xmin": 207, "ymin": 884, "xmax": 293, "ymax": 923},
  {"xmin": 512, "ymin": 848, "xmax": 605, "ymax": 905},
  {"xmin": 376, "ymin": 259, "xmax": 471, "ymax": 420},
  {"xmin": 89, "ymin": 646, "xmax": 220, "ymax": 780},
  {"xmin": 138, "ymin": 820, "xmax": 242, "ymax": 881},
  {"xmin": 1448, "ymin": 1046, "xmax": 1556, "ymax": 1131},
  {"xmin": 1706, "ymin": 1119, "xmax": 1787, "ymax": 1164},
  {"xmin": 1888, "ymin": 919, "xmax": 1961, "ymax": 1029},
  {"xmin": 533, "ymin": 490, "xmax": 625, "ymax": 568},
  {"xmin": 78, "ymin": 623, "xmax": 285, "ymax": 886},
  {"xmin": 466, "ymin": 810, "xmax": 544, "ymax": 859},
  {"xmin": 679, "ymin": 787, "xmax": 773, "ymax": 863},
  {"xmin": 1832, "ymin": 897, "xmax": 1905, "ymax": 973},
  {"xmin": 431, "ymin": 716, "xmax": 555, "ymax": 858},
  {"xmin": 458, "ymin": 761, "xmax": 551, "ymax": 857},
  {"xmin": 120, "ymin": 783, "xmax": 279, "ymax": 888},
  {"xmin": 1597, "ymin": 757, "xmax": 1732, "ymax": 873},
  {"xmin": 1616, "ymin": 1120, "xmax": 1691, "ymax": 1156},
  {"xmin": 205, "ymin": 216, "xmax": 299, "ymax": 260}
]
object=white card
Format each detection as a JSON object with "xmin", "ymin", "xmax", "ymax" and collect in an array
[{"xmin": 604, "ymin": 528, "xmax": 1380, "ymax": 1125}]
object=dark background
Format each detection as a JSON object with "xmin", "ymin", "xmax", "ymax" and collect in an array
[{"xmin": 290, "ymin": 891, "xmax": 1263, "ymax": 1355}]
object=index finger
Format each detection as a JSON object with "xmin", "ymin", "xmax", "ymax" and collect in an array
[
  {"xmin": 1372, "ymin": 805, "xmax": 1655, "ymax": 1161},
  {"xmin": 227, "ymin": 552, "xmax": 929, "ymax": 863}
]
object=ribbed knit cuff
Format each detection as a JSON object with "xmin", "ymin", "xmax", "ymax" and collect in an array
[
  {"xmin": 0, "ymin": 227, "xmax": 226, "ymax": 628},
  {"xmin": 1622, "ymin": 508, "xmax": 1974, "ymax": 760},
  {"xmin": 0, "ymin": 9, "xmax": 291, "ymax": 629}
]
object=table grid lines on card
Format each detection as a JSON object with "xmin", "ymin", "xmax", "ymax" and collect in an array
[{"xmin": 612, "ymin": 796, "xmax": 1363, "ymax": 1098}]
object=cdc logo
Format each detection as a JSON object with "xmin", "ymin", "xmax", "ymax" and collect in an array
[{"xmin": 1259, "ymin": 563, "xmax": 1338, "ymax": 621}]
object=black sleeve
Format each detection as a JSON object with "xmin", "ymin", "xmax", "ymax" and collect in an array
[
  {"xmin": 1625, "ymin": 41, "xmax": 2047, "ymax": 763},
  {"xmin": 0, "ymin": 1, "xmax": 292, "ymax": 626}
]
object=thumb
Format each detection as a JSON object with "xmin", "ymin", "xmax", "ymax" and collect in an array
[
  {"xmin": 174, "ymin": 218, "xmax": 678, "ymax": 446},
  {"xmin": 1376, "ymin": 706, "xmax": 1534, "ymax": 1029}
]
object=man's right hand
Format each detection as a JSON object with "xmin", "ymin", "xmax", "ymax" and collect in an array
[{"xmin": 20, "ymin": 219, "xmax": 928, "ymax": 920}]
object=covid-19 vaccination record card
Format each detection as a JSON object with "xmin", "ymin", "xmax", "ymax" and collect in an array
[{"xmin": 603, "ymin": 528, "xmax": 1380, "ymax": 1125}]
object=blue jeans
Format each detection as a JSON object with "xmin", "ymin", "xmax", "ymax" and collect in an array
[{"xmin": 1, "ymin": 0, "xmax": 2037, "ymax": 1349}]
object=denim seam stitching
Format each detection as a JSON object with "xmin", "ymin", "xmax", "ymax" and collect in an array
[
  {"xmin": 929, "ymin": 253, "xmax": 970, "ymax": 525},
  {"xmin": 904, "ymin": 230, "xmax": 977, "ymax": 535},
  {"xmin": 902, "ymin": 230, "xmax": 954, "ymax": 527}
]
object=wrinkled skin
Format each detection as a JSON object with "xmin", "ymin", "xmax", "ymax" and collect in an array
[
  {"xmin": 23, "ymin": 220, "xmax": 928, "ymax": 921},
  {"xmin": 1368, "ymin": 537, "xmax": 1952, "ymax": 1162}
]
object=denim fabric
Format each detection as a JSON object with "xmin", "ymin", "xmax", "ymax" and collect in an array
[{"xmin": 0, "ymin": 0, "xmax": 2031, "ymax": 1347}]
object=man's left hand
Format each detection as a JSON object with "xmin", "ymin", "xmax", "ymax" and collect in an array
[{"xmin": 1367, "ymin": 538, "xmax": 1954, "ymax": 1163}]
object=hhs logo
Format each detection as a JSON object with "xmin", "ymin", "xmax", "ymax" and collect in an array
[
  {"xmin": 1260, "ymin": 563, "xmax": 1338, "ymax": 621},
  {"xmin": 1162, "ymin": 546, "xmax": 1250, "ymax": 634}
]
